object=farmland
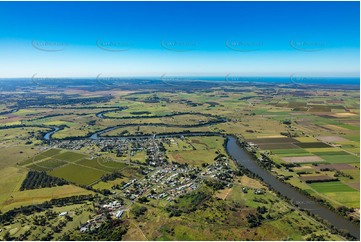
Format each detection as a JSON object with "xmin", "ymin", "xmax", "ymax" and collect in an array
[
  {"xmin": 0, "ymin": 80, "xmax": 359, "ymax": 240},
  {"xmin": 20, "ymin": 148, "xmax": 140, "ymax": 186},
  {"xmin": 243, "ymin": 104, "xmax": 360, "ymax": 213}
]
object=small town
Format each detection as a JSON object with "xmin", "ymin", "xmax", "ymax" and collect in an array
[{"xmin": 49, "ymin": 136, "xmax": 237, "ymax": 234}]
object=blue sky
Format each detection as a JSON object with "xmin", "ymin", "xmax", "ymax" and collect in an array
[{"xmin": 0, "ymin": 1, "xmax": 359, "ymax": 78}]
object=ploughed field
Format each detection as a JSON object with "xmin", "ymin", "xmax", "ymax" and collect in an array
[{"xmin": 244, "ymin": 134, "xmax": 360, "ymax": 209}]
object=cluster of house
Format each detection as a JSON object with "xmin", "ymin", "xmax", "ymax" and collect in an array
[
  {"xmin": 120, "ymin": 155, "xmax": 235, "ymax": 203},
  {"xmin": 121, "ymin": 164, "xmax": 200, "ymax": 200},
  {"xmin": 52, "ymin": 137, "xmax": 168, "ymax": 166},
  {"xmin": 79, "ymin": 214, "xmax": 105, "ymax": 233},
  {"xmin": 51, "ymin": 138, "xmax": 128, "ymax": 152},
  {"xmin": 241, "ymin": 186, "xmax": 266, "ymax": 195},
  {"xmin": 200, "ymin": 156, "xmax": 235, "ymax": 183},
  {"xmin": 79, "ymin": 200, "xmax": 124, "ymax": 233},
  {"xmin": 53, "ymin": 136, "xmax": 239, "ymax": 235}
]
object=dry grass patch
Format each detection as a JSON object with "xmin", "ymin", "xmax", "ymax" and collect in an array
[
  {"xmin": 347, "ymin": 182, "xmax": 360, "ymax": 190},
  {"xmin": 330, "ymin": 113, "xmax": 357, "ymax": 117},
  {"xmin": 299, "ymin": 175, "xmax": 335, "ymax": 182},
  {"xmin": 317, "ymin": 136, "xmax": 349, "ymax": 143},
  {"xmin": 0, "ymin": 184, "xmax": 93, "ymax": 211},
  {"xmin": 281, "ymin": 156, "xmax": 324, "ymax": 163},
  {"xmin": 323, "ymin": 124, "xmax": 349, "ymax": 131},
  {"xmin": 240, "ymin": 176, "xmax": 265, "ymax": 189},
  {"xmin": 215, "ymin": 188, "xmax": 232, "ymax": 200}
]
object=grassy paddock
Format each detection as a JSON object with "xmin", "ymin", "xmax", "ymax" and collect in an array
[
  {"xmin": 49, "ymin": 164, "xmax": 107, "ymax": 186},
  {"xmin": 0, "ymin": 184, "xmax": 93, "ymax": 212}
]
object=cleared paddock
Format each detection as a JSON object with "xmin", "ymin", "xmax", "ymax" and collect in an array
[{"xmin": 281, "ymin": 156, "xmax": 324, "ymax": 163}]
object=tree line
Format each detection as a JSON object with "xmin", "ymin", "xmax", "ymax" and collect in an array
[{"xmin": 20, "ymin": 171, "xmax": 69, "ymax": 190}]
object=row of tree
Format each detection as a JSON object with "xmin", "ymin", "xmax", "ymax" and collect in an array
[
  {"xmin": 20, "ymin": 171, "xmax": 69, "ymax": 190},
  {"xmin": 0, "ymin": 194, "xmax": 96, "ymax": 225}
]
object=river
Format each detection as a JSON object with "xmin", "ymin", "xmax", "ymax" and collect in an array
[
  {"xmin": 42, "ymin": 127, "xmax": 360, "ymax": 239},
  {"xmin": 43, "ymin": 127, "xmax": 60, "ymax": 140},
  {"xmin": 226, "ymin": 135, "xmax": 360, "ymax": 240}
]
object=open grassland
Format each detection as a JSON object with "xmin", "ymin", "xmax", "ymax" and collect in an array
[
  {"xmin": 167, "ymin": 136, "xmax": 226, "ymax": 166},
  {"xmin": 169, "ymin": 149, "xmax": 218, "ymax": 166},
  {"xmin": 131, "ymin": 150, "xmax": 146, "ymax": 163},
  {"xmin": 20, "ymin": 154, "xmax": 48, "ymax": 166},
  {"xmin": 189, "ymin": 136, "xmax": 225, "ymax": 150},
  {"xmin": 0, "ymin": 167, "xmax": 28, "ymax": 211},
  {"xmin": 164, "ymin": 136, "xmax": 224, "ymax": 166},
  {"xmin": 104, "ymin": 113, "xmax": 218, "ymax": 126},
  {"xmin": 101, "ymin": 125, "xmax": 211, "ymax": 136},
  {"xmin": 0, "ymin": 145, "xmax": 40, "ymax": 169},
  {"xmin": 0, "ymin": 127, "xmax": 48, "ymax": 144},
  {"xmin": 92, "ymin": 177, "xmax": 129, "ymax": 190},
  {"xmin": 163, "ymin": 138, "xmax": 194, "ymax": 152},
  {"xmin": 52, "ymin": 128, "xmax": 91, "ymax": 139},
  {"xmin": 0, "ymin": 84, "xmax": 359, "ymax": 239},
  {"xmin": 0, "ymin": 202, "xmax": 94, "ymax": 240},
  {"xmin": 123, "ymin": 180, "xmax": 344, "ymax": 241},
  {"xmin": 0, "ymin": 185, "xmax": 93, "ymax": 212}
]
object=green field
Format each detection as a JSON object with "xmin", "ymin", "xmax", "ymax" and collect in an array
[
  {"xmin": 272, "ymin": 148, "xmax": 310, "ymax": 156},
  {"xmin": 52, "ymin": 152, "xmax": 87, "ymax": 162},
  {"xmin": 169, "ymin": 149, "xmax": 218, "ymax": 166},
  {"xmin": 318, "ymin": 154, "xmax": 360, "ymax": 164},
  {"xmin": 20, "ymin": 155, "xmax": 48, "ymax": 166},
  {"xmin": 309, "ymin": 181, "xmax": 357, "ymax": 193},
  {"xmin": 40, "ymin": 148, "xmax": 62, "ymax": 157},
  {"xmin": 309, "ymin": 181, "xmax": 360, "ymax": 208},
  {"xmin": 189, "ymin": 136, "xmax": 225, "ymax": 150},
  {"xmin": 312, "ymin": 151, "xmax": 350, "ymax": 156},
  {"xmin": 0, "ymin": 80, "xmax": 359, "ymax": 239},
  {"xmin": 76, "ymin": 158, "xmax": 128, "ymax": 172},
  {"xmin": 49, "ymin": 164, "xmax": 107, "ymax": 185},
  {"xmin": 27, "ymin": 158, "xmax": 67, "ymax": 171}
]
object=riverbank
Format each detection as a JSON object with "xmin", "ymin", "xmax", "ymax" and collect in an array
[{"xmin": 226, "ymin": 135, "xmax": 360, "ymax": 240}]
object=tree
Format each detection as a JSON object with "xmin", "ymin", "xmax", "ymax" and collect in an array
[
  {"xmin": 138, "ymin": 197, "xmax": 149, "ymax": 203},
  {"xmin": 3, "ymin": 231, "xmax": 11, "ymax": 241}
]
